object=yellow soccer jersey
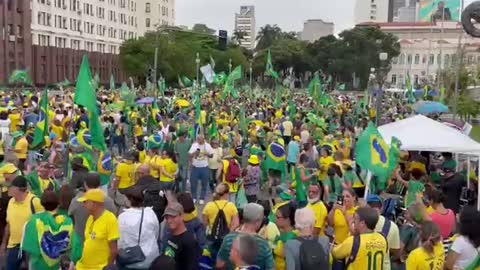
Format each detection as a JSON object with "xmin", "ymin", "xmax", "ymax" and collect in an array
[
  {"xmin": 406, "ymin": 242, "xmax": 445, "ymax": 270},
  {"xmin": 332, "ymin": 232, "xmax": 388, "ymax": 270}
]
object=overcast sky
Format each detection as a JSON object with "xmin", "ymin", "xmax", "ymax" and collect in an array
[
  {"xmin": 175, "ymin": 0, "xmax": 357, "ymax": 35},
  {"xmin": 176, "ymin": 0, "xmax": 476, "ymax": 35}
]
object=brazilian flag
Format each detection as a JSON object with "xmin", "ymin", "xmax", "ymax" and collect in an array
[
  {"xmin": 355, "ymin": 122, "xmax": 401, "ymax": 189},
  {"xmin": 264, "ymin": 139, "xmax": 287, "ymax": 183},
  {"xmin": 30, "ymin": 89, "xmax": 49, "ymax": 150},
  {"xmin": 22, "ymin": 212, "xmax": 82, "ymax": 270},
  {"xmin": 25, "ymin": 171, "xmax": 60, "ymax": 198},
  {"xmin": 97, "ymin": 151, "xmax": 113, "ymax": 186}
]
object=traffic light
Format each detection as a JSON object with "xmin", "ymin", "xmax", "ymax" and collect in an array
[{"xmin": 218, "ymin": 30, "xmax": 227, "ymax": 50}]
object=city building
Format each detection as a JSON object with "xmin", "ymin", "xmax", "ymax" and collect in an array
[
  {"xmin": 397, "ymin": 6, "xmax": 416, "ymax": 22},
  {"xmin": 234, "ymin": 5, "xmax": 256, "ymax": 50},
  {"xmin": 356, "ymin": 21, "xmax": 480, "ymax": 88},
  {"xmin": 355, "ymin": 0, "xmax": 390, "ymax": 24},
  {"xmin": 355, "ymin": 0, "xmax": 417, "ymax": 23},
  {"xmin": 1, "ymin": 0, "xmax": 175, "ymax": 86},
  {"xmin": 300, "ymin": 19, "xmax": 334, "ymax": 42}
]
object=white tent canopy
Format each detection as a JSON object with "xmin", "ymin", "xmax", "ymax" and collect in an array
[{"xmin": 378, "ymin": 115, "xmax": 480, "ymax": 155}]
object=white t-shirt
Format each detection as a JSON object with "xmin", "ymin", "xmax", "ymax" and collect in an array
[
  {"xmin": 451, "ymin": 235, "xmax": 478, "ymax": 269},
  {"xmin": 189, "ymin": 142, "xmax": 214, "ymax": 168}
]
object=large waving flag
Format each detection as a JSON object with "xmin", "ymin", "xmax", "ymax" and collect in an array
[
  {"xmin": 74, "ymin": 55, "xmax": 107, "ymax": 151},
  {"xmin": 406, "ymin": 73, "xmax": 416, "ymax": 104},
  {"xmin": 265, "ymin": 49, "xmax": 279, "ymax": 80},
  {"xmin": 308, "ymin": 74, "xmax": 323, "ymax": 103},
  {"xmin": 30, "ymin": 89, "xmax": 49, "ymax": 150},
  {"xmin": 22, "ymin": 212, "xmax": 82, "ymax": 270},
  {"xmin": 222, "ymin": 66, "xmax": 242, "ymax": 99},
  {"xmin": 9, "ymin": 69, "xmax": 33, "ymax": 85},
  {"xmin": 355, "ymin": 122, "xmax": 401, "ymax": 189}
]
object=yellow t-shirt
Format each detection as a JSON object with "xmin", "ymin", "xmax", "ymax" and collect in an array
[
  {"xmin": 51, "ymin": 124, "xmax": 64, "ymax": 140},
  {"xmin": 14, "ymin": 137, "xmax": 28, "ymax": 159},
  {"xmin": 159, "ymin": 158, "xmax": 178, "ymax": 182},
  {"xmin": 134, "ymin": 125, "xmax": 143, "ymax": 137},
  {"xmin": 333, "ymin": 207, "xmax": 357, "ymax": 244},
  {"xmin": 6, "ymin": 193, "xmax": 44, "ymax": 247},
  {"xmin": 40, "ymin": 177, "xmax": 55, "ymax": 192},
  {"xmin": 144, "ymin": 155, "xmax": 161, "ymax": 179},
  {"xmin": 406, "ymin": 242, "xmax": 445, "ymax": 270},
  {"xmin": 319, "ymin": 156, "xmax": 335, "ymax": 181},
  {"xmin": 77, "ymin": 210, "xmax": 120, "ymax": 270},
  {"xmin": 9, "ymin": 113, "xmax": 21, "ymax": 131},
  {"xmin": 138, "ymin": 150, "xmax": 146, "ymax": 163},
  {"xmin": 115, "ymin": 162, "xmax": 136, "ymax": 189},
  {"xmin": 307, "ymin": 200, "xmax": 328, "ymax": 236},
  {"xmin": 202, "ymin": 200, "xmax": 238, "ymax": 230},
  {"xmin": 332, "ymin": 232, "xmax": 388, "ymax": 270}
]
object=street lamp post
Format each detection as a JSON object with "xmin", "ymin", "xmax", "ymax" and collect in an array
[
  {"xmin": 195, "ymin": 52, "xmax": 200, "ymax": 90},
  {"xmin": 376, "ymin": 52, "xmax": 388, "ymax": 126},
  {"xmin": 249, "ymin": 60, "xmax": 253, "ymax": 90},
  {"xmin": 229, "ymin": 58, "xmax": 232, "ymax": 74}
]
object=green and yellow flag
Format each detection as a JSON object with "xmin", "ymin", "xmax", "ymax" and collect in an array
[
  {"xmin": 30, "ymin": 89, "xmax": 49, "ymax": 150},
  {"xmin": 74, "ymin": 55, "xmax": 107, "ymax": 151},
  {"xmin": 22, "ymin": 212, "xmax": 82, "ymax": 270},
  {"xmin": 406, "ymin": 73, "xmax": 416, "ymax": 104},
  {"xmin": 265, "ymin": 49, "xmax": 279, "ymax": 80},
  {"xmin": 355, "ymin": 122, "xmax": 401, "ymax": 188}
]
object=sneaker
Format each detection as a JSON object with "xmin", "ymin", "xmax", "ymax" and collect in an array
[{"xmin": 199, "ymin": 199, "xmax": 205, "ymax": 205}]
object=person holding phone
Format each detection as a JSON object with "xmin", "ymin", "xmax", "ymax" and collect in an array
[{"xmin": 189, "ymin": 135, "xmax": 214, "ymax": 205}]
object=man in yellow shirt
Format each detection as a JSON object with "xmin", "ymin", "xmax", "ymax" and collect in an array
[
  {"xmin": 306, "ymin": 183, "xmax": 328, "ymax": 236},
  {"xmin": 115, "ymin": 151, "xmax": 137, "ymax": 192},
  {"xmin": 8, "ymin": 108, "xmax": 22, "ymax": 132},
  {"xmin": 12, "ymin": 132, "xmax": 28, "ymax": 172},
  {"xmin": 75, "ymin": 189, "xmax": 119, "ymax": 270},
  {"xmin": 1, "ymin": 176, "xmax": 44, "ymax": 269},
  {"xmin": 332, "ymin": 207, "xmax": 388, "ymax": 270}
]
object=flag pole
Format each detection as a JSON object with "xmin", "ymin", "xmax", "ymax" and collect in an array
[{"xmin": 363, "ymin": 171, "xmax": 373, "ymax": 201}]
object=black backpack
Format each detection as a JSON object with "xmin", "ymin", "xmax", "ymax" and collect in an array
[
  {"xmin": 207, "ymin": 201, "xmax": 229, "ymax": 242},
  {"xmin": 298, "ymin": 237, "xmax": 329, "ymax": 270},
  {"xmin": 142, "ymin": 183, "xmax": 167, "ymax": 223}
]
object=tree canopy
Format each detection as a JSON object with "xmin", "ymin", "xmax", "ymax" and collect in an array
[{"xmin": 119, "ymin": 24, "xmax": 400, "ymax": 90}]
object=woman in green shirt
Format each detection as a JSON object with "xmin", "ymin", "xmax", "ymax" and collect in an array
[
  {"xmin": 394, "ymin": 167, "xmax": 426, "ymax": 208},
  {"xmin": 324, "ymin": 163, "xmax": 343, "ymax": 207}
]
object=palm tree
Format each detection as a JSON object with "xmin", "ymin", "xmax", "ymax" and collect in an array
[
  {"xmin": 255, "ymin": 24, "xmax": 282, "ymax": 50},
  {"xmin": 232, "ymin": 30, "xmax": 247, "ymax": 45}
]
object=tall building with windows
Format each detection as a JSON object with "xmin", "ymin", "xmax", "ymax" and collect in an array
[
  {"xmin": 300, "ymin": 19, "xmax": 334, "ymax": 42},
  {"xmin": 234, "ymin": 6, "xmax": 255, "ymax": 50},
  {"xmin": 1, "ymin": 0, "xmax": 175, "ymax": 85},
  {"xmin": 355, "ymin": 0, "xmax": 417, "ymax": 23}
]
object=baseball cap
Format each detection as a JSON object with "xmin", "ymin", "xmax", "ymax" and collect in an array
[
  {"xmin": 1, "ymin": 163, "xmax": 18, "ymax": 174},
  {"xmin": 366, "ymin": 194, "xmax": 383, "ymax": 205},
  {"xmin": 163, "ymin": 202, "xmax": 184, "ymax": 217},
  {"xmin": 77, "ymin": 189, "xmax": 106, "ymax": 203}
]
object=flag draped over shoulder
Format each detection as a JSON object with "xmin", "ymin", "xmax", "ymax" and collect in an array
[
  {"xmin": 265, "ymin": 49, "xmax": 279, "ymax": 80},
  {"xmin": 355, "ymin": 122, "xmax": 401, "ymax": 188},
  {"xmin": 22, "ymin": 212, "xmax": 82, "ymax": 270},
  {"xmin": 25, "ymin": 171, "xmax": 59, "ymax": 198},
  {"xmin": 74, "ymin": 55, "xmax": 107, "ymax": 151},
  {"xmin": 294, "ymin": 168, "xmax": 307, "ymax": 204},
  {"xmin": 264, "ymin": 140, "xmax": 286, "ymax": 175},
  {"xmin": 30, "ymin": 89, "xmax": 49, "ymax": 150}
]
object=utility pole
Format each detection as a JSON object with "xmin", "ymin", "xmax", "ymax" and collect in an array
[{"xmin": 453, "ymin": 33, "xmax": 465, "ymax": 120}]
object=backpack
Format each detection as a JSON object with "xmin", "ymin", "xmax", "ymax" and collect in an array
[
  {"xmin": 298, "ymin": 237, "xmax": 329, "ymax": 270},
  {"xmin": 207, "ymin": 201, "xmax": 230, "ymax": 242},
  {"xmin": 142, "ymin": 183, "xmax": 167, "ymax": 223},
  {"xmin": 382, "ymin": 198, "xmax": 397, "ymax": 221},
  {"xmin": 225, "ymin": 159, "xmax": 241, "ymax": 183}
]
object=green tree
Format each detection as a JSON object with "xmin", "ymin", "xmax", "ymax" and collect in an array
[
  {"xmin": 192, "ymin": 24, "xmax": 216, "ymax": 35},
  {"xmin": 256, "ymin": 24, "xmax": 282, "ymax": 50}
]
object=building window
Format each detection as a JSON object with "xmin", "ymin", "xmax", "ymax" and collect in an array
[
  {"xmin": 414, "ymin": 74, "xmax": 419, "ymax": 84},
  {"xmin": 468, "ymin": 55, "xmax": 474, "ymax": 64},
  {"xmin": 146, "ymin": 2, "xmax": 150, "ymax": 13},
  {"xmin": 16, "ymin": 25, "xmax": 23, "ymax": 37},
  {"xmin": 391, "ymin": 74, "xmax": 397, "ymax": 84},
  {"xmin": 399, "ymin": 53, "xmax": 405, "ymax": 65},
  {"xmin": 428, "ymin": 54, "xmax": 434, "ymax": 65},
  {"xmin": 414, "ymin": 54, "xmax": 420, "ymax": 65},
  {"xmin": 399, "ymin": 74, "xmax": 404, "ymax": 85},
  {"xmin": 146, "ymin": 18, "xmax": 150, "ymax": 27},
  {"xmin": 407, "ymin": 54, "xmax": 412, "ymax": 65},
  {"xmin": 392, "ymin": 57, "xmax": 398, "ymax": 64},
  {"xmin": 444, "ymin": 54, "xmax": 450, "ymax": 66}
]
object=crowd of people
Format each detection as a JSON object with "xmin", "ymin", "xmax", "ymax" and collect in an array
[{"xmin": 0, "ymin": 85, "xmax": 477, "ymax": 270}]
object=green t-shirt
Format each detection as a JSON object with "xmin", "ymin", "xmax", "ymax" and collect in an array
[
  {"xmin": 174, "ymin": 140, "xmax": 192, "ymax": 166},
  {"xmin": 325, "ymin": 176, "xmax": 343, "ymax": 203},
  {"xmin": 405, "ymin": 180, "xmax": 425, "ymax": 208}
]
